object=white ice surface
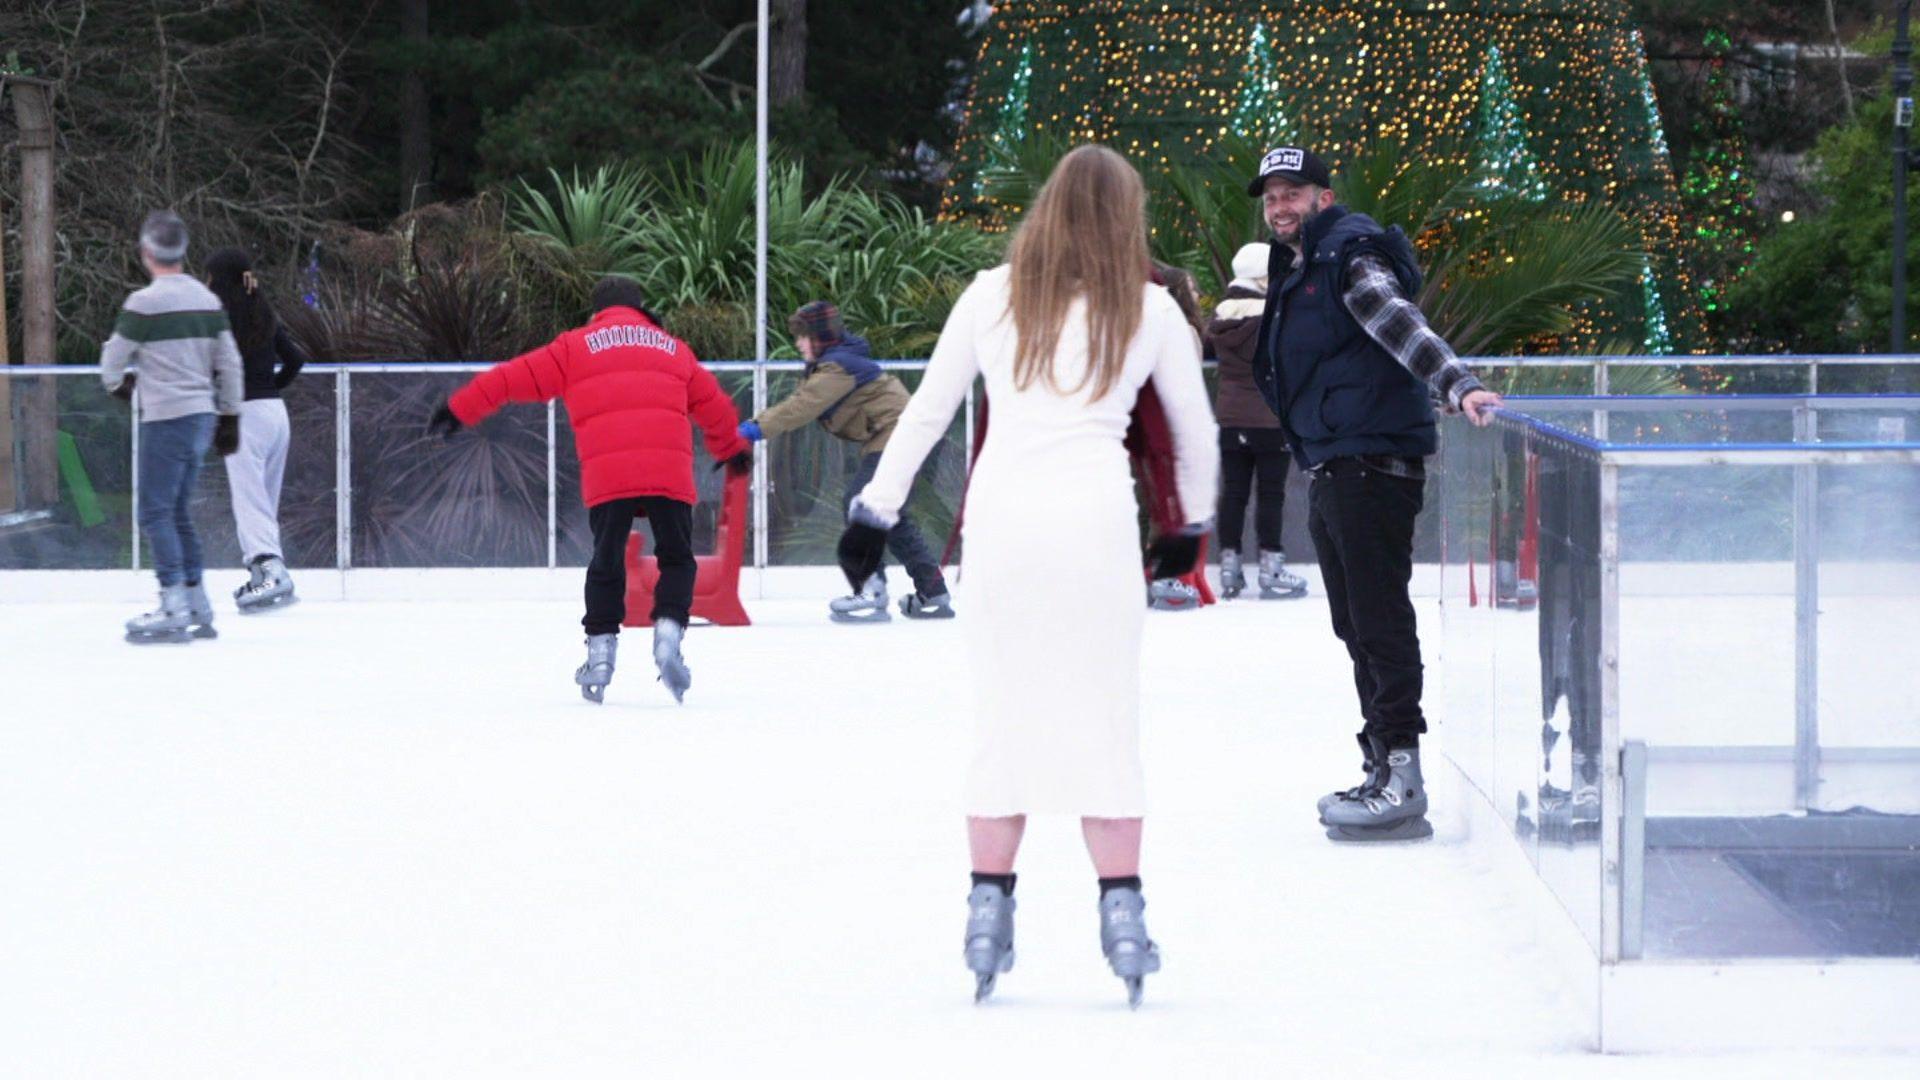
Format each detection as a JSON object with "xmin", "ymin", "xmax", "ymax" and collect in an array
[{"xmin": 2, "ymin": 572, "xmax": 1913, "ymax": 1078}]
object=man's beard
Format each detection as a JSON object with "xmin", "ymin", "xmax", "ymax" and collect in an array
[{"xmin": 1274, "ymin": 203, "xmax": 1322, "ymax": 245}]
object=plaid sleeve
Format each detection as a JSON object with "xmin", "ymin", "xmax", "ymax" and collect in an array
[{"xmin": 1341, "ymin": 253, "xmax": 1484, "ymax": 410}]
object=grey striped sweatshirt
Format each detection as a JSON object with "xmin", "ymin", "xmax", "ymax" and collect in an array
[{"xmin": 98, "ymin": 273, "xmax": 244, "ymax": 422}]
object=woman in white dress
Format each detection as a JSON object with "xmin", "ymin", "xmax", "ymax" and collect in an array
[{"xmin": 839, "ymin": 146, "xmax": 1218, "ymax": 1005}]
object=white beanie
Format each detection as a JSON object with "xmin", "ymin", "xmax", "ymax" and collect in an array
[{"xmin": 1230, "ymin": 242, "xmax": 1270, "ymax": 286}]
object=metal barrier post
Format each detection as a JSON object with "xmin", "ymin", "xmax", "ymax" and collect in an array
[
  {"xmin": 1792, "ymin": 405, "xmax": 1821, "ymax": 808},
  {"xmin": 1598, "ymin": 460, "xmax": 1623, "ymax": 964},
  {"xmin": 335, "ymin": 369, "xmax": 351, "ymax": 571},
  {"xmin": 546, "ymin": 400, "xmax": 558, "ymax": 569},
  {"xmin": 1621, "ymin": 739, "xmax": 1648, "ymax": 960}
]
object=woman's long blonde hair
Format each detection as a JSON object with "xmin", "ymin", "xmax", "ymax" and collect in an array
[{"xmin": 1005, "ymin": 144, "xmax": 1150, "ymax": 401}]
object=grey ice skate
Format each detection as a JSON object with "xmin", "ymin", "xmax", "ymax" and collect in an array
[
  {"xmin": 125, "ymin": 584, "xmax": 193, "ymax": 645},
  {"xmin": 574, "ymin": 632, "xmax": 618, "ymax": 704},
  {"xmin": 1147, "ymin": 577, "xmax": 1201, "ymax": 611},
  {"xmin": 829, "ymin": 574, "xmax": 891, "ymax": 624},
  {"xmin": 1219, "ymin": 548, "xmax": 1247, "ymax": 599},
  {"xmin": 234, "ymin": 555, "xmax": 297, "ymax": 613},
  {"xmin": 1098, "ymin": 886, "xmax": 1162, "ymax": 1009},
  {"xmin": 652, "ymin": 618, "xmax": 691, "ymax": 703},
  {"xmin": 899, "ymin": 589, "xmax": 955, "ymax": 620},
  {"xmin": 1317, "ymin": 733, "xmax": 1381, "ymax": 823},
  {"xmin": 1256, "ymin": 550, "xmax": 1308, "ymax": 599},
  {"xmin": 963, "ymin": 883, "xmax": 1016, "ymax": 1003},
  {"xmin": 1322, "ymin": 736, "xmax": 1433, "ymax": 842},
  {"xmin": 183, "ymin": 580, "xmax": 218, "ymax": 639}
]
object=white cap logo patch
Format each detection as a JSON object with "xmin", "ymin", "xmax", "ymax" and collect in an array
[{"xmin": 1262, "ymin": 148, "xmax": 1305, "ymax": 174}]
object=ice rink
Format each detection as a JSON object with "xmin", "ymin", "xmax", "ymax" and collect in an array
[{"xmin": 2, "ymin": 569, "xmax": 1911, "ymax": 1078}]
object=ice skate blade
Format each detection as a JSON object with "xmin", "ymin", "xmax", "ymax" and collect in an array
[
  {"xmin": 966, "ymin": 944, "xmax": 1014, "ymax": 1002},
  {"xmin": 125, "ymin": 628, "xmax": 191, "ymax": 645},
  {"xmin": 1147, "ymin": 598, "xmax": 1199, "ymax": 612},
  {"xmin": 1258, "ymin": 585, "xmax": 1309, "ymax": 600},
  {"xmin": 1325, "ymin": 816, "xmax": 1434, "ymax": 843},
  {"xmin": 579, "ymin": 683, "xmax": 606, "ymax": 704},
  {"xmin": 655, "ymin": 663, "xmax": 691, "ymax": 703},
  {"xmin": 237, "ymin": 593, "xmax": 298, "ymax": 614},
  {"xmin": 829, "ymin": 610, "xmax": 892, "ymax": 624},
  {"xmin": 899, "ymin": 604, "xmax": 955, "ymax": 620},
  {"xmin": 1125, "ymin": 977, "xmax": 1144, "ymax": 1009},
  {"xmin": 189, "ymin": 624, "xmax": 218, "ymax": 640}
]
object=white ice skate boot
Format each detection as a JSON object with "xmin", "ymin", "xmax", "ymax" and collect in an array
[
  {"xmin": 1256, "ymin": 550, "xmax": 1308, "ymax": 599},
  {"xmin": 1219, "ymin": 548, "xmax": 1247, "ymax": 599},
  {"xmin": 125, "ymin": 584, "xmax": 193, "ymax": 645},
  {"xmin": 899, "ymin": 589, "xmax": 955, "ymax": 619},
  {"xmin": 829, "ymin": 574, "xmax": 891, "ymax": 624}
]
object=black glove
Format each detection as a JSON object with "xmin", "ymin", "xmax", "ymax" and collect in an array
[
  {"xmin": 427, "ymin": 402, "xmax": 464, "ymax": 440},
  {"xmin": 110, "ymin": 372, "xmax": 136, "ymax": 401},
  {"xmin": 836, "ymin": 509, "xmax": 890, "ymax": 593},
  {"xmin": 213, "ymin": 414, "xmax": 241, "ymax": 457},
  {"xmin": 1145, "ymin": 532, "xmax": 1203, "ymax": 580},
  {"xmin": 714, "ymin": 449, "xmax": 755, "ymax": 476}
]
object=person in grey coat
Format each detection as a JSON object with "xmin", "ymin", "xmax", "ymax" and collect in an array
[{"xmin": 100, "ymin": 210, "xmax": 245, "ymax": 643}]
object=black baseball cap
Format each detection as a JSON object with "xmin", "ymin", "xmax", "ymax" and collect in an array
[{"xmin": 1247, "ymin": 146, "xmax": 1333, "ymax": 196}]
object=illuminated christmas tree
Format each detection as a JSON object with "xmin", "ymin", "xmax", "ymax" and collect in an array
[
  {"xmin": 1679, "ymin": 29, "xmax": 1758, "ymax": 326},
  {"xmin": 945, "ymin": 0, "xmax": 1709, "ymax": 350}
]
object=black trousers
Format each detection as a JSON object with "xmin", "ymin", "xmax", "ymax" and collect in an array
[
  {"xmin": 1217, "ymin": 426, "xmax": 1289, "ymax": 554},
  {"xmin": 584, "ymin": 496, "xmax": 694, "ymax": 635},
  {"xmin": 1307, "ymin": 458, "xmax": 1428, "ymax": 748},
  {"xmin": 847, "ymin": 450, "xmax": 947, "ymax": 596}
]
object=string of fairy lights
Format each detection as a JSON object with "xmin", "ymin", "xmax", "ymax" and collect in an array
[{"xmin": 944, "ymin": 0, "xmax": 1716, "ymax": 353}]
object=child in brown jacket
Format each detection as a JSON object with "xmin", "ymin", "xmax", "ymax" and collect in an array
[{"xmin": 739, "ymin": 301, "xmax": 953, "ymax": 622}]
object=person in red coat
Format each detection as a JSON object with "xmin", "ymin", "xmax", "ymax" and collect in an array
[{"xmin": 428, "ymin": 277, "xmax": 752, "ymax": 704}]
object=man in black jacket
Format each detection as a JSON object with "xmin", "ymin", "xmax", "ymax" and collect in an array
[{"xmin": 1247, "ymin": 146, "xmax": 1502, "ymax": 842}]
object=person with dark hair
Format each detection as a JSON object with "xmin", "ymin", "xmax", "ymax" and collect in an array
[
  {"xmin": 428, "ymin": 276, "xmax": 752, "ymax": 704},
  {"xmin": 101, "ymin": 210, "xmax": 244, "ymax": 644},
  {"xmin": 737, "ymin": 300, "xmax": 952, "ymax": 622},
  {"xmin": 204, "ymin": 247, "xmax": 306, "ymax": 612}
]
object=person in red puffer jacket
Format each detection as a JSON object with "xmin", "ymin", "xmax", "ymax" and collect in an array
[{"xmin": 427, "ymin": 277, "xmax": 752, "ymax": 705}]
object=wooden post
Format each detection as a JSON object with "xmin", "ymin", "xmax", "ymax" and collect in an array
[{"xmin": 8, "ymin": 76, "xmax": 58, "ymax": 508}]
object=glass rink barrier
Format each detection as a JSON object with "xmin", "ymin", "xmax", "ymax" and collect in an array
[
  {"xmin": 0, "ymin": 361, "xmax": 970, "ymax": 575},
  {"xmin": 1435, "ymin": 394, "xmax": 1920, "ymax": 1052}
]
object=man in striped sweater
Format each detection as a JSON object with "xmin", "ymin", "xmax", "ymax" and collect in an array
[{"xmin": 101, "ymin": 210, "xmax": 245, "ymax": 644}]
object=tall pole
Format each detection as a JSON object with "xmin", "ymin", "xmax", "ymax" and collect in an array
[
  {"xmin": 1894, "ymin": 1, "xmax": 1914, "ymax": 357},
  {"xmin": 753, "ymin": 0, "xmax": 771, "ymax": 591}
]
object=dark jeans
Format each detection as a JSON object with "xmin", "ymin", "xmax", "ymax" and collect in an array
[
  {"xmin": 138, "ymin": 413, "xmax": 216, "ymax": 587},
  {"xmin": 584, "ymin": 496, "xmax": 694, "ymax": 635},
  {"xmin": 1307, "ymin": 457, "xmax": 1427, "ymax": 748},
  {"xmin": 1217, "ymin": 426, "xmax": 1289, "ymax": 554},
  {"xmin": 848, "ymin": 450, "xmax": 946, "ymax": 596}
]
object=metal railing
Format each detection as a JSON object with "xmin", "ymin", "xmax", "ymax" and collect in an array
[{"xmin": 4, "ymin": 355, "xmax": 1919, "ymax": 573}]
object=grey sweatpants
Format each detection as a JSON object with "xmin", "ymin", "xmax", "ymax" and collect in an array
[{"xmin": 223, "ymin": 397, "xmax": 291, "ymax": 562}]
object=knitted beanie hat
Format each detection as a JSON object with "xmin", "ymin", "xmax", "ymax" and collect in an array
[{"xmin": 786, "ymin": 301, "xmax": 846, "ymax": 346}]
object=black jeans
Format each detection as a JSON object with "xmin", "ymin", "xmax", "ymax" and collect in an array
[
  {"xmin": 584, "ymin": 496, "xmax": 694, "ymax": 635},
  {"xmin": 847, "ymin": 450, "xmax": 947, "ymax": 596},
  {"xmin": 1307, "ymin": 457, "xmax": 1427, "ymax": 748},
  {"xmin": 1217, "ymin": 426, "xmax": 1289, "ymax": 554}
]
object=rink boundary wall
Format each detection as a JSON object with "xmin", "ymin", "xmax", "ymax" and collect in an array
[{"xmin": 7, "ymin": 561, "xmax": 1915, "ymax": 605}]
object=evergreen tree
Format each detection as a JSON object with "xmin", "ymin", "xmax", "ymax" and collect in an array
[
  {"xmin": 945, "ymin": 0, "xmax": 1708, "ymax": 350},
  {"xmin": 1679, "ymin": 29, "xmax": 1759, "ymax": 326}
]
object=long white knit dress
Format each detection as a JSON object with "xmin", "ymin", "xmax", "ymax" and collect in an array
[{"xmin": 856, "ymin": 266, "xmax": 1218, "ymax": 817}]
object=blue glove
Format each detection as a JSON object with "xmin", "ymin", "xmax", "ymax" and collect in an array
[{"xmin": 739, "ymin": 420, "xmax": 763, "ymax": 442}]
